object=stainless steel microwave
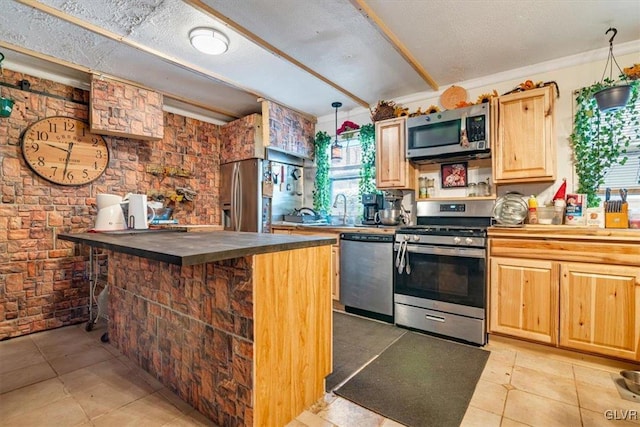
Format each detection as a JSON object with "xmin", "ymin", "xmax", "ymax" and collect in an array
[{"xmin": 406, "ymin": 103, "xmax": 490, "ymax": 162}]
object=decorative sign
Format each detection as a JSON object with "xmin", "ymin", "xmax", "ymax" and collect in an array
[{"xmin": 441, "ymin": 162, "xmax": 468, "ymax": 188}]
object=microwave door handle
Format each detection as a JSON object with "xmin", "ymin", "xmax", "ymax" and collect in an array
[
  {"xmin": 406, "ymin": 244, "xmax": 485, "ymax": 259},
  {"xmin": 460, "ymin": 113, "xmax": 469, "ymax": 147}
]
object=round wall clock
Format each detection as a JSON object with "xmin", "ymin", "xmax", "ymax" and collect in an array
[{"xmin": 21, "ymin": 116, "xmax": 109, "ymax": 186}]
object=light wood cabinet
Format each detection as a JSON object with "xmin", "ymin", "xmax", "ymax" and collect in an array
[
  {"xmin": 489, "ymin": 229, "xmax": 640, "ymax": 361},
  {"xmin": 490, "ymin": 257, "xmax": 559, "ymax": 344},
  {"xmin": 375, "ymin": 117, "xmax": 414, "ymax": 189},
  {"xmin": 560, "ymin": 263, "xmax": 640, "ymax": 361},
  {"xmin": 273, "ymin": 228, "xmax": 340, "ymax": 300},
  {"xmin": 491, "ymin": 85, "xmax": 556, "ymax": 184}
]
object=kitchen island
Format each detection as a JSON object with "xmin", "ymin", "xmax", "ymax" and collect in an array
[{"xmin": 58, "ymin": 230, "xmax": 336, "ymax": 426}]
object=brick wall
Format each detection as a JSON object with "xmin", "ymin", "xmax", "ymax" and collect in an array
[
  {"xmin": 267, "ymin": 101, "xmax": 315, "ymax": 159},
  {"xmin": 108, "ymin": 252, "xmax": 254, "ymax": 426},
  {"xmin": 0, "ymin": 69, "xmax": 221, "ymax": 339},
  {"xmin": 90, "ymin": 75, "xmax": 164, "ymax": 141},
  {"xmin": 220, "ymin": 113, "xmax": 262, "ymax": 163}
]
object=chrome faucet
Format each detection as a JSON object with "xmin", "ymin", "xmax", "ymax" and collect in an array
[{"xmin": 332, "ymin": 193, "xmax": 347, "ymax": 225}]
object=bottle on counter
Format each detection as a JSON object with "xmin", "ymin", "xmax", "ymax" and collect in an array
[
  {"xmin": 553, "ymin": 198, "xmax": 565, "ymax": 225},
  {"xmin": 426, "ymin": 178, "xmax": 435, "ymax": 198},
  {"xmin": 419, "ymin": 176, "xmax": 427, "ymax": 198},
  {"xmin": 528, "ymin": 195, "xmax": 538, "ymax": 224}
]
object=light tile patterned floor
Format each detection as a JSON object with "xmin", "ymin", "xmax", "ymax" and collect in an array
[{"xmin": 1, "ymin": 319, "xmax": 639, "ymax": 426}]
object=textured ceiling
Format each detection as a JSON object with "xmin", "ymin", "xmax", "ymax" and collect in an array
[{"xmin": 0, "ymin": 0, "xmax": 639, "ymax": 122}]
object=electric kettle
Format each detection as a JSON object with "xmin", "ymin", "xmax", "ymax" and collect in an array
[{"xmin": 122, "ymin": 194, "xmax": 155, "ymax": 229}]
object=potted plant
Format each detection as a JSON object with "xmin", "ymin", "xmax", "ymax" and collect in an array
[
  {"xmin": 570, "ymin": 79, "xmax": 639, "ymax": 207},
  {"xmin": 592, "ymin": 77, "xmax": 631, "ymax": 113},
  {"xmin": 592, "ymin": 28, "xmax": 633, "ymax": 113},
  {"xmin": 313, "ymin": 131, "xmax": 332, "ymax": 216},
  {"xmin": 358, "ymin": 124, "xmax": 377, "ymax": 198}
]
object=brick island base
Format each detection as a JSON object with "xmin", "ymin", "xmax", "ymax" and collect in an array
[{"xmin": 107, "ymin": 245, "xmax": 332, "ymax": 426}]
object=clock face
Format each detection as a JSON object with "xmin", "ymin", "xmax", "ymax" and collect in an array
[{"xmin": 22, "ymin": 117, "xmax": 109, "ymax": 186}]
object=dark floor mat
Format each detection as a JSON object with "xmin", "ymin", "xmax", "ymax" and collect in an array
[
  {"xmin": 335, "ymin": 331, "xmax": 489, "ymax": 427},
  {"xmin": 326, "ymin": 311, "xmax": 406, "ymax": 391}
]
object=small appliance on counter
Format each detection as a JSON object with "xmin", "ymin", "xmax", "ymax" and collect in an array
[
  {"xmin": 361, "ymin": 193, "xmax": 383, "ymax": 225},
  {"xmin": 122, "ymin": 193, "xmax": 155, "ymax": 229},
  {"xmin": 93, "ymin": 193, "xmax": 126, "ymax": 231}
]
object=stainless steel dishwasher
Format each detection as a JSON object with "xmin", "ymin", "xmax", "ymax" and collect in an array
[{"xmin": 339, "ymin": 232, "xmax": 394, "ymax": 323}]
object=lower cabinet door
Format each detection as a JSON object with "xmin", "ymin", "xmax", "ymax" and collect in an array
[
  {"xmin": 560, "ymin": 263, "xmax": 640, "ymax": 361},
  {"xmin": 490, "ymin": 257, "xmax": 559, "ymax": 344}
]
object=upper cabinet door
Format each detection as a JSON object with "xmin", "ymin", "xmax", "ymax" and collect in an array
[
  {"xmin": 375, "ymin": 117, "xmax": 414, "ymax": 189},
  {"xmin": 492, "ymin": 86, "xmax": 556, "ymax": 184}
]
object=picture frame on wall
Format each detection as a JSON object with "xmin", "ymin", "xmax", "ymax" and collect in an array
[{"xmin": 441, "ymin": 162, "xmax": 468, "ymax": 188}]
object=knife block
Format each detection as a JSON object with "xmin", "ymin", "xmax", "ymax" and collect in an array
[{"xmin": 605, "ymin": 202, "xmax": 628, "ymax": 228}]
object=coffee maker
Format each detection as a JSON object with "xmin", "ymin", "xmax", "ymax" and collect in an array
[{"xmin": 362, "ymin": 193, "xmax": 383, "ymax": 225}]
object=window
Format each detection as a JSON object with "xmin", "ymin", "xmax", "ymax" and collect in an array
[
  {"xmin": 329, "ymin": 137, "xmax": 363, "ymax": 222},
  {"xmin": 599, "ymin": 94, "xmax": 640, "ymax": 209}
]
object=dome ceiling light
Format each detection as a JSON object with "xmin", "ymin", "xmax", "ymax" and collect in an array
[{"xmin": 189, "ymin": 28, "xmax": 229, "ymax": 55}]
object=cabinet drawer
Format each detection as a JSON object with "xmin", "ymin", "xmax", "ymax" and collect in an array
[{"xmin": 490, "ymin": 238, "xmax": 640, "ymax": 267}]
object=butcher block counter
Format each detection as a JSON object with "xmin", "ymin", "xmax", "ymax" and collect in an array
[
  {"xmin": 58, "ymin": 230, "xmax": 334, "ymax": 425},
  {"xmin": 487, "ymin": 225, "xmax": 640, "ymax": 362}
]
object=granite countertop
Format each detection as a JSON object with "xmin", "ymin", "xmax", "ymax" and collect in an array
[{"xmin": 58, "ymin": 230, "xmax": 336, "ymax": 266}]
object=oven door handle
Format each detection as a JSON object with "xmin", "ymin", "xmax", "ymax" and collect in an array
[{"xmin": 403, "ymin": 244, "xmax": 485, "ymax": 259}]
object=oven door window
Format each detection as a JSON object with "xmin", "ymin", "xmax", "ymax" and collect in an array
[
  {"xmin": 408, "ymin": 119, "xmax": 461, "ymax": 149},
  {"xmin": 395, "ymin": 245, "xmax": 485, "ymax": 308}
]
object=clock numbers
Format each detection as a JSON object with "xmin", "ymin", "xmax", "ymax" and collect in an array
[{"xmin": 22, "ymin": 117, "xmax": 108, "ymax": 186}]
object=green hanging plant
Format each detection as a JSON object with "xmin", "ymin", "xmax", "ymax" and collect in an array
[
  {"xmin": 313, "ymin": 131, "xmax": 332, "ymax": 216},
  {"xmin": 570, "ymin": 78, "xmax": 639, "ymax": 208},
  {"xmin": 358, "ymin": 123, "xmax": 378, "ymax": 197}
]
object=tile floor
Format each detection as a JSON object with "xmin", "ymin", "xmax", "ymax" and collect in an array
[{"xmin": 1, "ymin": 317, "xmax": 639, "ymax": 427}]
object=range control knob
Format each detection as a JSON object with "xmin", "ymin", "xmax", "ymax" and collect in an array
[
  {"xmin": 453, "ymin": 236, "xmax": 462, "ymax": 244},
  {"xmin": 413, "ymin": 235, "xmax": 421, "ymax": 242},
  {"xmin": 465, "ymin": 237, "xmax": 473, "ymax": 245}
]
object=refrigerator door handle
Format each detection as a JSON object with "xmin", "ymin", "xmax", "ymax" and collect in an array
[
  {"xmin": 231, "ymin": 163, "xmax": 238, "ymax": 231},
  {"xmin": 236, "ymin": 163, "xmax": 243, "ymax": 230}
]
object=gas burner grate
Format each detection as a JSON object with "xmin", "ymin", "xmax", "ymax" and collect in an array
[{"xmin": 398, "ymin": 225, "xmax": 487, "ymax": 237}]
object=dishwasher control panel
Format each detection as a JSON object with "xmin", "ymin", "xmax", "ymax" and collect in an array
[{"xmin": 340, "ymin": 233, "xmax": 394, "ymax": 242}]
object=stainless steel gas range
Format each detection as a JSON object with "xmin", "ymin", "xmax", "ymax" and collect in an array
[{"xmin": 393, "ymin": 199, "xmax": 493, "ymax": 345}]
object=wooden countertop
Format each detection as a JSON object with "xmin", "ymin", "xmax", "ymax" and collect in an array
[
  {"xmin": 488, "ymin": 225, "xmax": 640, "ymax": 242},
  {"xmin": 58, "ymin": 230, "xmax": 336, "ymax": 266},
  {"xmin": 271, "ymin": 223, "xmax": 396, "ymax": 234}
]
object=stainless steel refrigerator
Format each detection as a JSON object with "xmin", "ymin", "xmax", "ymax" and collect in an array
[
  {"xmin": 220, "ymin": 154, "xmax": 305, "ymax": 232},
  {"xmin": 221, "ymin": 158, "xmax": 268, "ymax": 232}
]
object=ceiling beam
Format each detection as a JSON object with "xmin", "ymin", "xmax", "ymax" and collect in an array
[
  {"xmin": 0, "ymin": 40, "xmax": 241, "ymax": 120},
  {"xmin": 15, "ymin": 0, "xmax": 280, "ymax": 118},
  {"xmin": 184, "ymin": 0, "xmax": 371, "ymax": 109},
  {"xmin": 350, "ymin": 0, "xmax": 439, "ymax": 91}
]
